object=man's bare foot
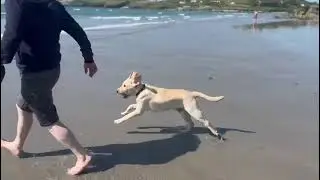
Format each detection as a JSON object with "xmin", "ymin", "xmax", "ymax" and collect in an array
[
  {"xmin": 67, "ymin": 154, "xmax": 92, "ymax": 176},
  {"xmin": 1, "ymin": 139, "xmax": 22, "ymax": 157}
]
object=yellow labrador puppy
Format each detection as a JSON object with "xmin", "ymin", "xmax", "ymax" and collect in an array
[{"xmin": 115, "ymin": 72, "xmax": 225, "ymax": 140}]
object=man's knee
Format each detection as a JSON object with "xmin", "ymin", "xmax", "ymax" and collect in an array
[
  {"xmin": 18, "ymin": 90, "xmax": 58, "ymax": 127},
  {"xmin": 19, "ymin": 95, "xmax": 59, "ymax": 127},
  {"xmin": 16, "ymin": 98, "xmax": 33, "ymax": 113},
  {"xmin": 36, "ymin": 108, "xmax": 60, "ymax": 127}
]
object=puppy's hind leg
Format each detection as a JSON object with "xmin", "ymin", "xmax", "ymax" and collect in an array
[
  {"xmin": 184, "ymin": 99, "xmax": 224, "ymax": 141},
  {"xmin": 176, "ymin": 108, "xmax": 194, "ymax": 133}
]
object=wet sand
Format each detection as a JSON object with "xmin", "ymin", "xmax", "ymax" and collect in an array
[{"xmin": 1, "ymin": 19, "xmax": 319, "ymax": 180}]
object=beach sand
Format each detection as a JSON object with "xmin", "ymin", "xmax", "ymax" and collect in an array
[{"xmin": 1, "ymin": 19, "xmax": 319, "ymax": 180}]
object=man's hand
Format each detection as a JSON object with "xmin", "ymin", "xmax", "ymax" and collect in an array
[{"xmin": 84, "ymin": 62, "xmax": 98, "ymax": 77}]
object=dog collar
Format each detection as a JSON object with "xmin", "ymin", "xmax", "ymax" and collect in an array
[{"xmin": 136, "ymin": 84, "xmax": 146, "ymax": 97}]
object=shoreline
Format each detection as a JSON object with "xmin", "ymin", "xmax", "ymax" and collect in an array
[
  {"xmin": 62, "ymin": 4, "xmax": 319, "ymax": 22},
  {"xmin": 59, "ymin": 0, "xmax": 318, "ymax": 21},
  {"xmin": 63, "ymin": 3, "xmax": 288, "ymax": 13}
]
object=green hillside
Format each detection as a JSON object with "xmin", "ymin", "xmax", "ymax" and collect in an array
[{"xmin": 61, "ymin": 0, "xmax": 315, "ymax": 11}]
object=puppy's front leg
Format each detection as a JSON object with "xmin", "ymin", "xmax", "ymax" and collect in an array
[
  {"xmin": 114, "ymin": 110, "xmax": 142, "ymax": 124},
  {"xmin": 121, "ymin": 104, "xmax": 137, "ymax": 116},
  {"xmin": 114, "ymin": 102, "xmax": 145, "ymax": 124}
]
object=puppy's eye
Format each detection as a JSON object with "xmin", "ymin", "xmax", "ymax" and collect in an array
[{"xmin": 123, "ymin": 85, "xmax": 126, "ymax": 87}]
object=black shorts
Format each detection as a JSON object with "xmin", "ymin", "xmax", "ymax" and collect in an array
[{"xmin": 17, "ymin": 66, "xmax": 60, "ymax": 127}]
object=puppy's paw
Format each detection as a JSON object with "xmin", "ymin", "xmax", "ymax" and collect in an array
[
  {"xmin": 114, "ymin": 119, "xmax": 123, "ymax": 124},
  {"xmin": 217, "ymin": 134, "xmax": 226, "ymax": 142}
]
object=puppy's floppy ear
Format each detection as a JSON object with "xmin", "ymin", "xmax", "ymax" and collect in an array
[
  {"xmin": 129, "ymin": 72, "xmax": 134, "ymax": 78},
  {"xmin": 129, "ymin": 71, "xmax": 140, "ymax": 77},
  {"xmin": 131, "ymin": 72, "xmax": 142, "ymax": 85}
]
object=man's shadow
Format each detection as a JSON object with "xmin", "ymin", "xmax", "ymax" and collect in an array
[
  {"xmin": 23, "ymin": 133, "xmax": 201, "ymax": 174},
  {"xmin": 127, "ymin": 126, "xmax": 256, "ymax": 137}
]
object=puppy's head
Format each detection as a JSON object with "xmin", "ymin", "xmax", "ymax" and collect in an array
[{"xmin": 117, "ymin": 72, "xmax": 142, "ymax": 99}]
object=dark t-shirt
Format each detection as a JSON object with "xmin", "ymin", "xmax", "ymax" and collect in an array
[{"xmin": 1, "ymin": 0, "xmax": 94, "ymax": 73}]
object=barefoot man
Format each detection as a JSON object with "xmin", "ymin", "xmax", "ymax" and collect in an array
[{"xmin": 1, "ymin": 0, "xmax": 98, "ymax": 175}]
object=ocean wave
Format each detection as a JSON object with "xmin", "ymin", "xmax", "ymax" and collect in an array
[
  {"xmin": 73, "ymin": 8, "xmax": 81, "ymax": 11},
  {"xmin": 2, "ymin": 21, "xmax": 173, "ymax": 37},
  {"xmin": 160, "ymin": 15, "xmax": 170, "ymax": 18},
  {"xmin": 190, "ymin": 14, "xmax": 236, "ymax": 21},
  {"xmin": 224, "ymin": 14, "xmax": 235, "ymax": 18},
  {"xmin": 91, "ymin": 15, "xmax": 174, "ymax": 21},
  {"xmin": 177, "ymin": 13, "xmax": 191, "ymax": 20},
  {"xmin": 91, "ymin": 16, "xmax": 142, "ymax": 21},
  {"xmin": 83, "ymin": 21, "xmax": 172, "ymax": 31},
  {"xmin": 183, "ymin": 15, "xmax": 191, "ymax": 19},
  {"xmin": 146, "ymin": 16, "xmax": 159, "ymax": 21}
]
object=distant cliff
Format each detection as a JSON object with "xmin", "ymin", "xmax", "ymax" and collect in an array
[{"xmin": 294, "ymin": 5, "xmax": 319, "ymax": 21}]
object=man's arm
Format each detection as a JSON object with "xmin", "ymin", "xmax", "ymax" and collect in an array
[
  {"xmin": 1, "ymin": 0, "xmax": 23, "ymax": 64},
  {"xmin": 58, "ymin": 4, "xmax": 94, "ymax": 63},
  {"xmin": 1, "ymin": 65, "xmax": 5, "ymax": 83}
]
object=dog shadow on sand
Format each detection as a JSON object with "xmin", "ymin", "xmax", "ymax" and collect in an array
[
  {"xmin": 127, "ymin": 126, "xmax": 256, "ymax": 137},
  {"xmin": 22, "ymin": 132, "xmax": 201, "ymax": 174},
  {"xmin": 22, "ymin": 126, "xmax": 255, "ymax": 175}
]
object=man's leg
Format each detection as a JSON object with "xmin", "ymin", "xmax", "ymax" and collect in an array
[
  {"xmin": 1, "ymin": 105, "xmax": 34, "ymax": 157},
  {"xmin": 2, "ymin": 66, "xmax": 92, "ymax": 175},
  {"xmin": 48, "ymin": 121, "xmax": 92, "ymax": 175},
  {"xmin": 24, "ymin": 67, "xmax": 91, "ymax": 175}
]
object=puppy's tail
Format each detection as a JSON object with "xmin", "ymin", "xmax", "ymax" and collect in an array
[{"xmin": 192, "ymin": 91, "xmax": 224, "ymax": 102}]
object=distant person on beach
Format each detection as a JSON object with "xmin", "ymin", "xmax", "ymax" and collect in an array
[
  {"xmin": 1, "ymin": 0, "xmax": 97, "ymax": 175},
  {"xmin": 253, "ymin": 11, "xmax": 258, "ymax": 23}
]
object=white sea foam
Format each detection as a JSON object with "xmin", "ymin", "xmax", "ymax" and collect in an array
[
  {"xmin": 183, "ymin": 15, "xmax": 191, "ymax": 19},
  {"xmin": 3, "ymin": 21, "xmax": 173, "ymax": 37},
  {"xmin": 91, "ymin": 16, "xmax": 142, "ymax": 21},
  {"xmin": 146, "ymin": 16, "xmax": 159, "ymax": 21},
  {"xmin": 83, "ymin": 21, "xmax": 169, "ymax": 31},
  {"xmin": 160, "ymin": 15, "xmax": 170, "ymax": 18},
  {"xmin": 190, "ymin": 14, "xmax": 236, "ymax": 21},
  {"xmin": 224, "ymin": 14, "xmax": 235, "ymax": 18}
]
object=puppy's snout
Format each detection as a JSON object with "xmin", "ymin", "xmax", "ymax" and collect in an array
[{"xmin": 116, "ymin": 90, "xmax": 119, "ymax": 93}]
